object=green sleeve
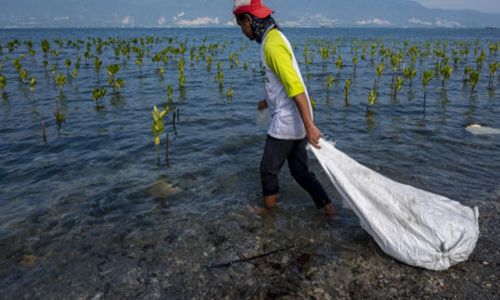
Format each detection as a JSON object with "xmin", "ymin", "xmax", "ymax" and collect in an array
[{"xmin": 264, "ymin": 32, "xmax": 305, "ymax": 98}]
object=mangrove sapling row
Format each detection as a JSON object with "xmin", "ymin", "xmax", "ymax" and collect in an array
[{"xmin": 0, "ymin": 34, "xmax": 498, "ymax": 140}]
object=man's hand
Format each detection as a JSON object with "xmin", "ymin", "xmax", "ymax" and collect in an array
[
  {"xmin": 306, "ymin": 124, "xmax": 321, "ymax": 149},
  {"xmin": 257, "ymin": 99, "xmax": 268, "ymax": 110}
]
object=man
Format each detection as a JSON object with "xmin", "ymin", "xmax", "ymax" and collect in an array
[{"xmin": 233, "ymin": 0, "xmax": 336, "ymax": 215}]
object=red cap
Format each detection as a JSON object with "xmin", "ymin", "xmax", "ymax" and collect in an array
[{"xmin": 233, "ymin": 0, "xmax": 273, "ymax": 18}]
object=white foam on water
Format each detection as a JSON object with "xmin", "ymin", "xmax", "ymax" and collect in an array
[{"xmin": 466, "ymin": 124, "xmax": 500, "ymax": 135}]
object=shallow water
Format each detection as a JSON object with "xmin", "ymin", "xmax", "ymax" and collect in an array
[{"xmin": 0, "ymin": 28, "xmax": 499, "ymax": 297}]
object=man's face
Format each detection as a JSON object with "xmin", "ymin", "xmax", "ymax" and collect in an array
[{"xmin": 236, "ymin": 15, "xmax": 255, "ymax": 40}]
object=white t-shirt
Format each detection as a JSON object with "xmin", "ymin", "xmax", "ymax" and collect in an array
[{"xmin": 260, "ymin": 28, "xmax": 313, "ymax": 140}]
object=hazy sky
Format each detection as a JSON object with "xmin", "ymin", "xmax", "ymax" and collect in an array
[{"xmin": 416, "ymin": 0, "xmax": 500, "ymax": 13}]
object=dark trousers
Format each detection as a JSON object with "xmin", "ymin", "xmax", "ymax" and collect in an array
[{"xmin": 260, "ymin": 135, "xmax": 331, "ymax": 209}]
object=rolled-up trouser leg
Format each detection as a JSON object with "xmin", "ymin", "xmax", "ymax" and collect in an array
[
  {"xmin": 260, "ymin": 135, "xmax": 293, "ymax": 197},
  {"xmin": 287, "ymin": 138, "xmax": 332, "ymax": 209}
]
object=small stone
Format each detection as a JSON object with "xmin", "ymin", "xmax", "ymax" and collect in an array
[
  {"xmin": 20, "ymin": 255, "xmax": 38, "ymax": 267},
  {"xmin": 145, "ymin": 178, "xmax": 182, "ymax": 198},
  {"xmin": 485, "ymin": 283, "xmax": 492, "ymax": 288},
  {"xmin": 482, "ymin": 261, "xmax": 489, "ymax": 266}
]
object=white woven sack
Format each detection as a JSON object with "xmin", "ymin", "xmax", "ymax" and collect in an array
[{"xmin": 309, "ymin": 139, "xmax": 479, "ymax": 271}]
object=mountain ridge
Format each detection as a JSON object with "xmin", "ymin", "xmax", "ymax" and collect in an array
[{"xmin": 1, "ymin": 0, "xmax": 499, "ymax": 28}]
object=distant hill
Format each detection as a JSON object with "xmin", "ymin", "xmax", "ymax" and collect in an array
[{"xmin": 1, "ymin": 0, "xmax": 499, "ymax": 28}]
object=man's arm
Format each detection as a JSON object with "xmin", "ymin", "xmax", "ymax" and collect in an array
[{"xmin": 293, "ymin": 92, "xmax": 321, "ymax": 149}]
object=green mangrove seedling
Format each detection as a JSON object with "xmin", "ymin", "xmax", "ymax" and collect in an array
[
  {"xmin": 469, "ymin": 70, "xmax": 480, "ymax": 92},
  {"xmin": 55, "ymin": 74, "xmax": 66, "ymax": 93},
  {"xmin": 320, "ymin": 47, "xmax": 329, "ymax": 61},
  {"xmin": 92, "ymin": 87, "xmax": 107, "ymax": 109},
  {"xmin": 13, "ymin": 58, "xmax": 22, "ymax": 72},
  {"xmin": 488, "ymin": 62, "xmax": 498, "ymax": 90},
  {"xmin": 0, "ymin": 74, "xmax": 6, "ymax": 92},
  {"xmin": 41, "ymin": 40, "xmax": 50, "ymax": 57},
  {"xmin": 440, "ymin": 64, "xmax": 453, "ymax": 88},
  {"xmin": 475, "ymin": 50, "xmax": 486, "ymax": 70},
  {"xmin": 463, "ymin": 65, "xmax": 474, "ymax": 81},
  {"xmin": 344, "ymin": 79, "xmax": 352, "ymax": 105},
  {"xmin": 54, "ymin": 110, "xmax": 65, "ymax": 131},
  {"xmin": 367, "ymin": 89, "xmax": 377, "ymax": 113},
  {"xmin": 326, "ymin": 74, "xmax": 334, "ymax": 90},
  {"xmin": 19, "ymin": 69, "xmax": 28, "ymax": 83},
  {"xmin": 403, "ymin": 67, "xmax": 417, "ymax": 88},
  {"xmin": 29, "ymin": 77, "xmax": 36, "ymax": 93},
  {"xmin": 178, "ymin": 57, "xmax": 186, "ymax": 89},
  {"xmin": 352, "ymin": 55, "xmax": 358, "ymax": 71},
  {"xmin": 167, "ymin": 84, "xmax": 174, "ymax": 104},
  {"xmin": 489, "ymin": 42, "xmax": 498, "ymax": 56},
  {"xmin": 64, "ymin": 59, "xmax": 72, "ymax": 73},
  {"xmin": 106, "ymin": 64, "xmax": 124, "ymax": 92},
  {"xmin": 335, "ymin": 55, "xmax": 344, "ymax": 76},
  {"xmin": 106, "ymin": 64, "xmax": 120, "ymax": 82},
  {"xmin": 226, "ymin": 87, "xmax": 234, "ymax": 100},
  {"xmin": 93, "ymin": 57, "xmax": 102, "ymax": 77},
  {"xmin": 374, "ymin": 61, "xmax": 385, "ymax": 90},
  {"xmin": 217, "ymin": 62, "xmax": 224, "ymax": 88},
  {"xmin": 422, "ymin": 70, "xmax": 434, "ymax": 103},
  {"xmin": 390, "ymin": 52, "xmax": 402, "ymax": 82},
  {"xmin": 152, "ymin": 105, "xmax": 168, "ymax": 146},
  {"xmin": 393, "ymin": 77, "xmax": 404, "ymax": 98}
]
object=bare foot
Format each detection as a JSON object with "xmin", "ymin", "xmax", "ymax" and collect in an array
[
  {"xmin": 247, "ymin": 205, "xmax": 269, "ymax": 215},
  {"xmin": 264, "ymin": 194, "xmax": 278, "ymax": 208},
  {"xmin": 322, "ymin": 203, "xmax": 336, "ymax": 217}
]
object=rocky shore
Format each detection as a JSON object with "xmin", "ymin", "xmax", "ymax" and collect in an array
[{"xmin": 0, "ymin": 196, "xmax": 497, "ymax": 299}]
